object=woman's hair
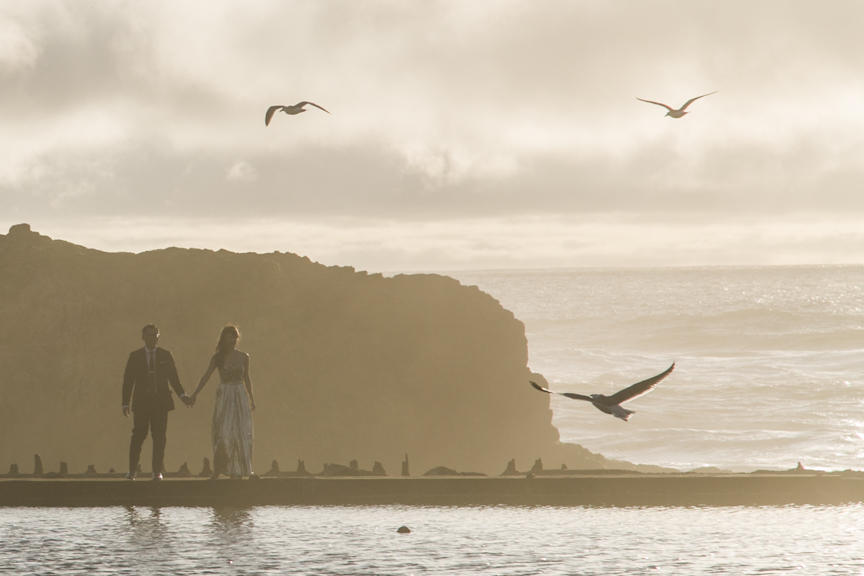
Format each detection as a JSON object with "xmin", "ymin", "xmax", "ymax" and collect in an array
[{"xmin": 214, "ymin": 325, "xmax": 240, "ymax": 369}]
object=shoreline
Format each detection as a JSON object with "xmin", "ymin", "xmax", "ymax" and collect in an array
[{"xmin": 3, "ymin": 473, "xmax": 864, "ymax": 507}]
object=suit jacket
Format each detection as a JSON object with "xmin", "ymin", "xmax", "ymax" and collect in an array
[{"xmin": 122, "ymin": 347, "xmax": 186, "ymax": 413}]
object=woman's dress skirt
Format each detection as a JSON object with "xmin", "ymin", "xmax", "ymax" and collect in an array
[{"xmin": 212, "ymin": 381, "xmax": 254, "ymax": 476}]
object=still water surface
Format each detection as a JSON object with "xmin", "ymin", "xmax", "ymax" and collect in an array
[{"xmin": 2, "ymin": 504, "xmax": 864, "ymax": 575}]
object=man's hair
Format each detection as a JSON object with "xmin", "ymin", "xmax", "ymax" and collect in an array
[{"xmin": 142, "ymin": 324, "xmax": 159, "ymax": 335}]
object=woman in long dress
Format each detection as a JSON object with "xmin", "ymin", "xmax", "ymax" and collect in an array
[{"xmin": 192, "ymin": 325, "xmax": 256, "ymax": 479}]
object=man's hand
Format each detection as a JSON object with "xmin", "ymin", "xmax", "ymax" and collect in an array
[
  {"xmin": 122, "ymin": 406, "xmax": 130, "ymax": 417},
  {"xmin": 181, "ymin": 394, "xmax": 194, "ymax": 407}
]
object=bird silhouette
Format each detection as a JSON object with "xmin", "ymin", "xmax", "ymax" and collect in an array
[
  {"xmin": 637, "ymin": 92, "xmax": 717, "ymax": 118},
  {"xmin": 529, "ymin": 363, "xmax": 675, "ymax": 421},
  {"xmin": 265, "ymin": 102, "xmax": 330, "ymax": 126}
]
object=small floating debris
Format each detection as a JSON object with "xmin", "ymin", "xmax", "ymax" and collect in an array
[{"xmin": 397, "ymin": 526, "xmax": 411, "ymax": 534}]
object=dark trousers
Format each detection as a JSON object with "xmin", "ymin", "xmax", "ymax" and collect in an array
[{"xmin": 129, "ymin": 408, "xmax": 169, "ymax": 474}]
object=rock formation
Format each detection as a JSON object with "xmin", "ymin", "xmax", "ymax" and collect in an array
[
  {"xmin": 0, "ymin": 224, "xmax": 627, "ymax": 475},
  {"xmin": 423, "ymin": 466, "xmax": 459, "ymax": 476},
  {"xmin": 262, "ymin": 459, "xmax": 310, "ymax": 477},
  {"xmin": 423, "ymin": 465, "xmax": 486, "ymax": 476},
  {"xmin": 500, "ymin": 458, "xmax": 520, "ymax": 476},
  {"xmin": 322, "ymin": 463, "xmax": 378, "ymax": 476}
]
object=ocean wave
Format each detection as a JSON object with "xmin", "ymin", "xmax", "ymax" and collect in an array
[{"xmin": 451, "ymin": 265, "xmax": 864, "ymax": 471}]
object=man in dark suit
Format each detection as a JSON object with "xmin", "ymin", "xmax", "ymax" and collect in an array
[{"xmin": 122, "ymin": 324, "xmax": 192, "ymax": 480}]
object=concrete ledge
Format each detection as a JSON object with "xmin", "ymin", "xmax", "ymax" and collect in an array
[{"xmin": 2, "ymin": 474, "xmax": 864, "ymax": 507}]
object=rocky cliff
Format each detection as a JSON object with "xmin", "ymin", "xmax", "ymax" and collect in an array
[{"xmin": 0, "ymin": 224, "xmax": 620, "ymax": 475}]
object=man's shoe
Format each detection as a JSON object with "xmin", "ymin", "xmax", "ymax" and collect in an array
[
  {"xmin": 152, "ymin": 472, "xmax": 163, "ymax": 481},
  {"xmin": 125, "ymin": 471, "xmax": 137, "ymax": 480}
]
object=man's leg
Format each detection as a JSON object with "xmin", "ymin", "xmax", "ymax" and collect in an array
[
  {"xmin": 129, "ymin": 410, "xmax": 150, "ymax": 474},
  {"xmin": 150, "ymin": 411, "xmax": 169, "ymax": 475}
]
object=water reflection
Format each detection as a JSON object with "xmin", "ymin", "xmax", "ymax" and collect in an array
[
  {"xmin": 125, "ymin": 506, "xmax": 168, "ymax": 542},
  {"xmin": 208, "ymin": 507, "xmax": 256, "ymax": 567},
  {"xmin": 211, "ymin": 507, "xmax": 253, "ymax": 535},
  {"xmin": 5, "ymin": 505, "xmax": 862, "ymax": 574}
]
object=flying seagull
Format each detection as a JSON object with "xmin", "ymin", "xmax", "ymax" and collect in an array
[
  {"xmin": 529, "ymin": 363, "xmax": 675, "ymax": 421},
  {"xmin": 265, "ymin": 101, "xmax": 331, "ymax": 126},
  {"xmin": 637, "ymin": 92, "xmax": 717, "ymax": 118}
]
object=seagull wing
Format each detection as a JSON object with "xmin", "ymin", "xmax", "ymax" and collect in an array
[
  {"xmin": 561, "ymin": 392, "xmax": 594, "ymax": 402},
  {"xmin": 603, "ymin": 363, "xmax": 675, "ymax": 405},
  {"xmin": 636, "ymin": 98, "xmax": 674, "ymax": 111},
  {"xmin": 679, "ymin": 91, "xmax": 717, "ymax": 111},
  {"xmin": 265, "ymin": 105, "xmax": 285, "ymax": 126},
  {"xmin": 529, "ymin": 381, "xmax": 553, "ymax": 393},
  {"xmin": 297, "ymin": 101, "xmax": 331, "ymax": 114},
  {"xmin": 529, "ymin": 381, "xmax": 592, "ymax": 402}
]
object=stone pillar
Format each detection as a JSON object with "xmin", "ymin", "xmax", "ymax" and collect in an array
[
  {"xmin": 500, "ymin": 459, "xmax": 518, "ymax": 476},
  {"xmin": 199, "ymin": 458, "xmax": 213, "ymax": 477}
]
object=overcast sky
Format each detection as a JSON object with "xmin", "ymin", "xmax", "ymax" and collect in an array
[{"xmin": 2, "ymin": 1, "xmax": 864, "ymax": 270}]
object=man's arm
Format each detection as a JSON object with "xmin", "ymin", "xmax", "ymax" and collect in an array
[
  {"xmin": 165, "ymin": 351, "xmax": 192, "ymax": 406},
  {"xmin": 122, "ymin": 352, "xmax": 136, "ymax": 416}
]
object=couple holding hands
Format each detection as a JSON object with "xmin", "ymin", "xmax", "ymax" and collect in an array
[{"xmin": 121, "ymin": 324, "xmax": 256, "ymax": 480}]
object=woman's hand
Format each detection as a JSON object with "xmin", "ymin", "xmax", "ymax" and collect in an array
[{"xmin": 250, "ymin": 399, "xmax": 256, "ymax": 411}]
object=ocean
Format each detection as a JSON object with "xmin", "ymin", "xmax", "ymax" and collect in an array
[
  {"xmin": 3, "ymin": 265, "xmax": 864, "ymax": 575},
  {"xmin": 3, "ymin": 504, "xmax": 864, "ymax": 575},
  {"xmin": 446, "ymin": 265, "xmax": 864, "ymax": 472}
]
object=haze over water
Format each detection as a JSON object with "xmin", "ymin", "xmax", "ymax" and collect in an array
[
  {"xmin": 449, "ymin": 265, "xmax": 864, "ymax": 472},
  {"xmin": 4, "ymin": 4, "xmax": 864, "ymax": 574}
]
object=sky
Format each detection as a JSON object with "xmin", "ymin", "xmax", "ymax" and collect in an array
[{"xmin": 2, "ymin": 0, "xmax": 864, "ymax": 271}]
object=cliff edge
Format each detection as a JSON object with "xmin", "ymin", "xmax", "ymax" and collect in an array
[{"xmin": 0, "ymin": 224, "xmax": 625, "ymax": 475}]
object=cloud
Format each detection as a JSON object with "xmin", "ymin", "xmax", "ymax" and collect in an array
[
  {"xmin": 2, "ymin": 0, "xmax": 864, "ymax": 265},
  {"xmin": 8, "ymin": 212, "xmax": 864, "ymax": 271},
  {"xmin": 4, "ymin": 133, "xmax": 864, "ymax": 222},
  {"xmin": 0, "ymin": 15, "xmax": 40, "ymax": 75},
  {"xmin": 226, "ymin": 160, "xmax": 258, "ymax": 182}
]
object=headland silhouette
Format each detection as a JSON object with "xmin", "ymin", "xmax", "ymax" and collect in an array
[{"xmin": 1, "ymin": 223, "xmax": 660, "ymax": 477}]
